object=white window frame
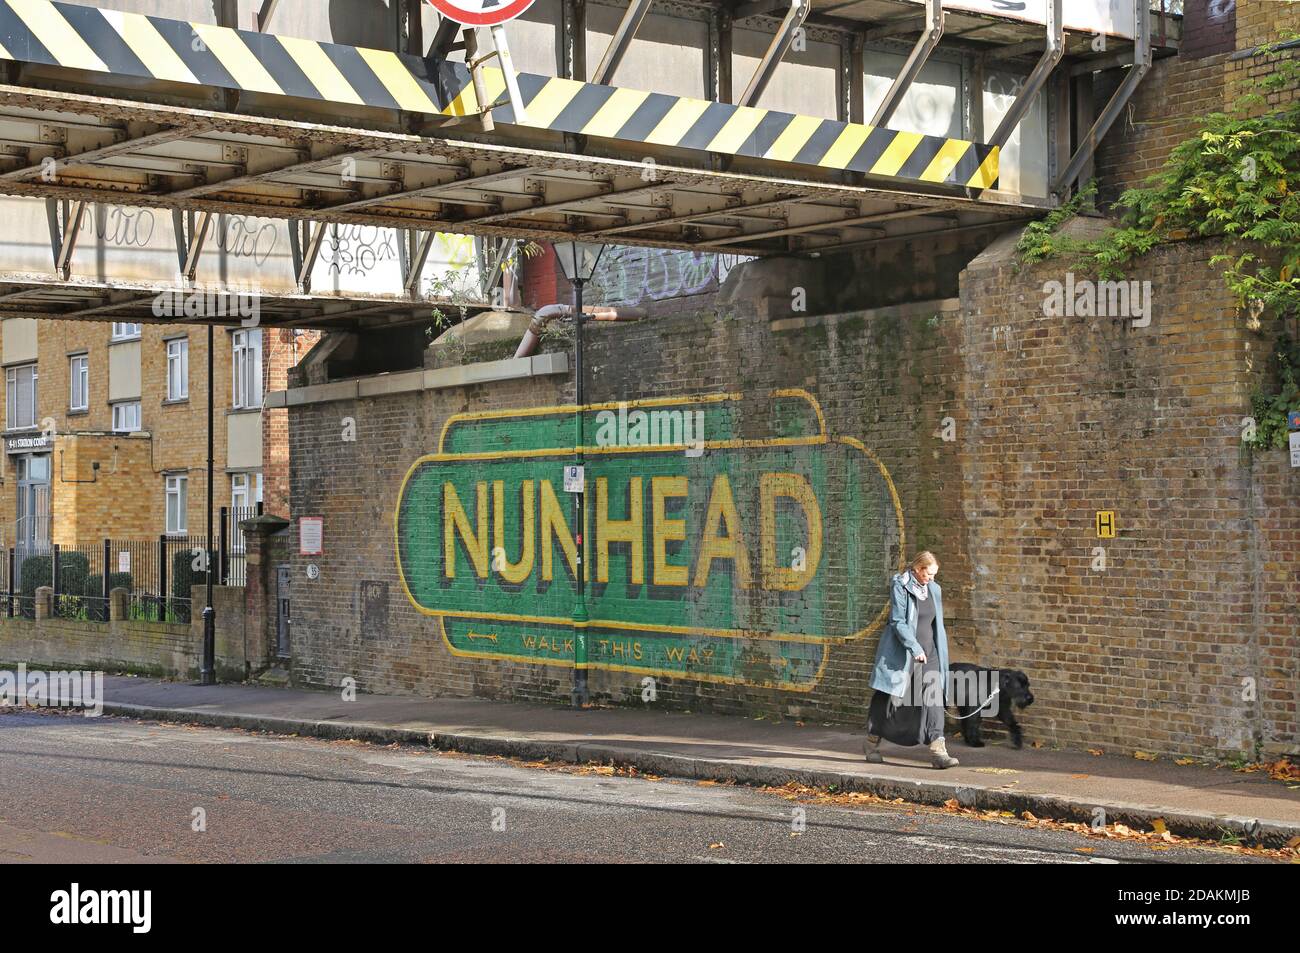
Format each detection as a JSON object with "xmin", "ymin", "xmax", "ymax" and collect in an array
[
  {"xmin": 111, "ymin": 322, "xmax": 141, "ymax": 341},
  {"xmin": 5, "ymin": 363, "xmax": 38, "ymax": 430},
  {"xmin": 166, "ymin": 338, "xmax": 189, "ymax": 401},
  {"xmin": 231, "ymin": 472, "xmax": 250, "ymax": 510},
  {"xmin": 69, "ymin": 354, "xmax": 88, "ymax": 412},
  {"xmin": 165, "ymin": 474, "xmax": 188, "ymax": 536},
  {"xmin": 111, "ymin": 400, "xmax": 140, "ymax": 433},
  {"xmin": 232, "ymin": 328, "xmax": 262, "ymax": 410}
]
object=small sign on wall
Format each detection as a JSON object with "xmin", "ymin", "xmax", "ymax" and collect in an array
[
  {"xmin": 1290, "ymin": 432, "xmax": 1300, "ymax": 469},
  {"xmin": 118, "ymin": 551, "xmax": 130, "ymax": 573},
  {"xmin": 1096, "ymin": 511, "xmax": 1117, "ymax": 538},
  {"xmin": 299, "ymin": 517, "xmax": 323, "ymax": 555},
  {"xmin": 563, "ymin": 465, "xmax": 585, "ymax": 493}
]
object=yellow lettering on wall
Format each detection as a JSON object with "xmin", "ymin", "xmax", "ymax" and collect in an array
[
  {"xmin": 492, "ymin": 479, "xmax": 535, "ymax": 584},
  {"xmin": 651, "ymin": 475, "xmax": 689, "ymax": 586},
  {"xmin": 596, "ymin": 476, "xmax": 644, "ymax": 584},
  {"xmin": 444, "ymin": 481, "xmax": 489, "ymax": 578},
  {"xmin": 759, "ymin": 472, "xmax": 823, "ymax": 590},
  {"xmin": 540, "ymin": 479, "xmax": 588, "ymax": 582},
  {"xmin": 692, "ymin": 474, "xmax": 752, "ymax": 589}
]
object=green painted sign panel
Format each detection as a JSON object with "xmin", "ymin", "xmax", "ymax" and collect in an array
[{"xmin": 395, "ymin": 391, "xmax": 904, "ymax": 690}]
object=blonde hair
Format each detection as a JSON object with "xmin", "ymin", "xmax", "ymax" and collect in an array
[{"xmin": 910, "ymin": 551, "xmax": 939, "ymax": 571}]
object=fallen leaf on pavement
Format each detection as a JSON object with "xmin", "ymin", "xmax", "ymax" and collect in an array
[
  {"xmin": 973, "ymin": 767, "xmax": 1019, "ymax": 775},
  {"xmin": 1088, "ymin": 748, "xmax": 1104, "ymax": 756},
  {"xmin": 1070, "ymin": 774, "xmax": 1090, "ymax": 779},
  {"xmin": 709, "ymin": 842, "xmax": 724, "ymax": 849},
  {"xmin": 1075, "ymin": 847, "xmax": 1095, "ymax": 854},
  {"xmin": 1174, "ymin": 758, "xmax": 1198, "ymax": 766},
  {"xmin": 1152, "ymin": 818, "xmax": 1168, "ymax": 835},
  {"xmin": 1021, "ymin": 810, "xmax": 1037, "ymax": 821},
  {"xmin": 1134, "ymin": 751, "xmax": 1157, "ymax": 761}
]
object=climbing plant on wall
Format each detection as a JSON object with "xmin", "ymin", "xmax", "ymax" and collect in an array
[{"xmin": 1018, "ymin": 37, "xmax": 1300, "ymax": 449}]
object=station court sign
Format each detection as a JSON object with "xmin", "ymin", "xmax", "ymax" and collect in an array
[
  {"xmin": 395, "ymin": 390, "xmax": 905, "ymax": 691},
  {"xmin": 5, "ymin": 432, "xmax": 51, "ymax": 453}
]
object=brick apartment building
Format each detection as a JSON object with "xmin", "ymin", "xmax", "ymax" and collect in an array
[{"xmin": 0, "ymin": 316, "xmax": 317, "ymax": 549}]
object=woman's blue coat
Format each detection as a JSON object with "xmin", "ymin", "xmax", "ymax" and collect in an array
[{"xmin": 869, "ymin": 572, "xmax": 950, "ymax": 699}]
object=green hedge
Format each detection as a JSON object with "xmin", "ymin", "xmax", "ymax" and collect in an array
[
  {"xmin": 84, "ymin": 571, "xmax": 134, "ymax": 622},
  {"xmin": 170, "ymin": 548, "xmax": 214, "ymax": 624},
  {"xmin": 18, "ymin": 551, "xmax": 90, "ymax": 619}
]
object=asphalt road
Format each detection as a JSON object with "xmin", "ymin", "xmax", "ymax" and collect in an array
[{"xmin": 0, "ymin": 709, "xmax": 1276, "ymax": 864}]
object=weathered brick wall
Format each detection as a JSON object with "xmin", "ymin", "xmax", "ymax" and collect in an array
[
  {"xmin": 0, "ymin": 585, "xmax": 248, "ymax": 681},
  {"xmin": 1181, "ymin": 0, "xmax": 1238, "ymax": 60},
  {"xmin": 959, "ymin": 233, "xmax": 1297, "ymax": 758},
  {"xmin": 283, "ymin": 230, "xmax": 1297, "ymax": 758},
  {"xmin": 263, "ymin": 328, "xmax": 319, "ymax": 518}
]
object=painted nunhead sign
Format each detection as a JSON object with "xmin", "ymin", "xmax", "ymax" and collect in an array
[{"xmin": 395, "ymin": 390, "xmax": 906, "ymax": 691}]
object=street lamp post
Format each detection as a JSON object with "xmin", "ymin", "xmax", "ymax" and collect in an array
[
  {"xmin": 200, "ymin": 321, "xmax": 215, "ymax": 685},
  {"xmin": 554, "ymin": 240, "xmax": 607, "ymax": 709}
]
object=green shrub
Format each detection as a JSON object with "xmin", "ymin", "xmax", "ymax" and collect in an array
[
  {"xmin": 170, "ymin": 548, "xmax": 214, "ymax": 624},
  {"xmin": 17, "ymin": 551, "xmax": 89, "ymax": 619},
  {"xmin": 84, "ymin": 571, "xmax": 134, "ymax": 622},
  {"xmin": 18, "ymin": 553, "xmax": 51, "ymax": 619}
]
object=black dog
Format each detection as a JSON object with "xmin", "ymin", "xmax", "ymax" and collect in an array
[{"xmin": 948, "ymin": 662, "xmax": 1034, "ymax": 748}]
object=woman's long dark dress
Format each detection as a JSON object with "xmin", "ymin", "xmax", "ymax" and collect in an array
[{"xmin": 867, "ymin": 591, "xmax": 945, "ymax": 746}]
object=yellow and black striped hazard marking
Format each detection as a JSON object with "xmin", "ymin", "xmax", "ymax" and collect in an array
[{"xmin": 0, "ymin": 0, "xmax": 998, "ymax": 190}]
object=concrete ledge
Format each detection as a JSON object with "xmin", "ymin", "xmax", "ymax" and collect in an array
[
  {"xmin": 771, "ymin": 298, "xmax": 962, "ymax": 333},
  {"xmin": 86, "ymin": 700, "xmax": 1298, "ymax": 849},
  {"xmin": 265, "ymin": 352, "xmax": 570, "ymax": 409}
]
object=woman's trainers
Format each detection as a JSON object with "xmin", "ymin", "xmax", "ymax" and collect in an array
[
  {"xmin": 929, "ymin": 737, "xmax": 959, "ymax": 769},
  {"xmin": 863, "ymin": 734, "xmax": 884, "ymax": 763}
]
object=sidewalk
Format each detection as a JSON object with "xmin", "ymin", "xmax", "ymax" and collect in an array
[{"xmin": 9, "ymin": 673, "xmax": 1300, "ymax": 847}]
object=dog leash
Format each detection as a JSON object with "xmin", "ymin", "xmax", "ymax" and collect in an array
[{"xmin": 909, "ymin": 652, "xmax": 1000, "ymax": 719}]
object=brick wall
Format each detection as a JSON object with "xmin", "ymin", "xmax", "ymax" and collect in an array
[
  {"xmin": 0, "ymin": 583, "xmax": 250, "ymax": 681},
  {"xmin": 960, "ymin": 234, "xmax": 1296, "ymax": 759},
  {"xmin": 1181, "ymin": 0, "xmax": 1238, "ymax": 60},
  {"xmin": 263, "ymin": 327, "xmax": 319, "ymax": 518},
  {"xmin": 282, "ymin": 230, "xmax": 1297, "ymax": 759}
]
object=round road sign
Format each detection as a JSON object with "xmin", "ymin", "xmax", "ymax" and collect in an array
[{"xmin": 425, "ymin": 0, "xmax": 537, "ymax": 28}]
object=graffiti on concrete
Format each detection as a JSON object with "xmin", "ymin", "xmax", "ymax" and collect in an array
[
  {"xmin": 590, "ymin": 248, "xmax": 751, "ymax": 305},
  {"xmin": 394, "ymin": 390, "xmax": 905, "ymax": 690},
  {"xmin": 85, "ymin": 205, "xmax": 155, "ymax": 247},
  {"xmin": 321, "ymin": 224, "xmax": 399, "ymax": 276},
  {"xmin": 214, "ymin": 215, "xmax": 279, "ymax": 265}
]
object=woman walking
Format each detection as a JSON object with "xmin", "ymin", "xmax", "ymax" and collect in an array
[{"xmin": 863, "ymin": 551, "xmax": 958, "ymax": 769}]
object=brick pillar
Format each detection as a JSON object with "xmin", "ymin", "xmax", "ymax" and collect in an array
[{"xmin": 241, "ymin": 514, "xmax": 290, "ymax": 668}]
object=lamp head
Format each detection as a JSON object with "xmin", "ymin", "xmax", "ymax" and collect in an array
[{"xmin": 554, "ymin": 240, "xmax": 607, "ymax": 284}]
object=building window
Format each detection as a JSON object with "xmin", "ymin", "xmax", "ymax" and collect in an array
[
  {"xmin": 166, "ymin": 338, "xmax": 188, "ymax": 400},
  {"xmin": 69, "ymin": 354, "xmax": 88, "ymax": 412},
  {"xmin": 165, "ymin": 474, "xmax": 188, "ymax": 535},
  {"xmin": 111, "ymin": 323, "xmax": 141, "ymax": 341},
  {"xmin": 5, "ymin": 363, "xmax": 38, "ymax": 429},
  {"xmin": 231, "ymin": 471, "xmax": 263, "ymax": 509},
  {"xmin": 232, "ymin": 329, "xmax": 262, "ymax": 410},
  {"xmin": 111, "ymin": 400, "xmax": 140, "ymax": 433}
]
